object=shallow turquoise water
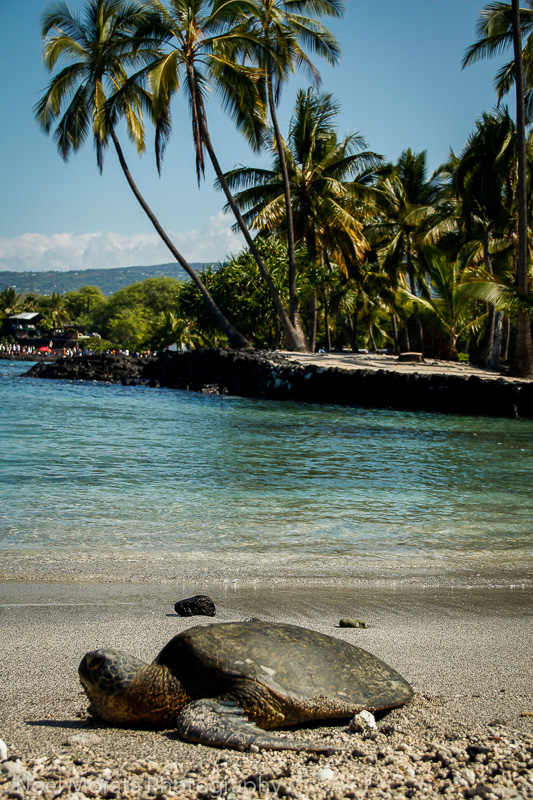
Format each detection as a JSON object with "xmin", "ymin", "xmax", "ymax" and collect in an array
[{"xmin": 1, "ymin": 360, "xmax": 532, "ymax": 576}]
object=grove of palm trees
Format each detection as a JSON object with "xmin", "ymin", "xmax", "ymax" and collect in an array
[{"xmin": 33, "ymin": 0, "xmax": 533, "ymax": 377}]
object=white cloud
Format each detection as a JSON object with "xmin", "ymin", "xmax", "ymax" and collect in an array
[{"xmin": 0, "ymin": 213, "xmax": 245, "ymax": 272}]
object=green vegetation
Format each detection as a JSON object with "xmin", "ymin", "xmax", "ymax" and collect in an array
[
  {"xmin": 24, "ymin": 0, "xmax": 533, "ymax": 374},
  {"xmin": 0, "ymin": 277, "xmax": 194, "ymax": 352}
]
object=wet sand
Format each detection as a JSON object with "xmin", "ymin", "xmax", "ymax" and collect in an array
[{"xmin": 1, "ymin": 580, "xmax": 532, "ymax": 798}]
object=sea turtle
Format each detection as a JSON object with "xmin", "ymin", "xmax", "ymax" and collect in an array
[{"xmin": 79, "ymin": 621, "xmax": 413, "ymax": 752}]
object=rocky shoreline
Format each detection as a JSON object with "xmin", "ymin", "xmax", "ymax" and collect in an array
[{"xmin": 24, "ymin": 350, "xmax": 533, "ymax": 418}]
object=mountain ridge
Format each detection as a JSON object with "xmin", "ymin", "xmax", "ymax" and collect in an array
[{"xmin": 0, "ymin": 262, "xmax": 209, "ymax": 296}]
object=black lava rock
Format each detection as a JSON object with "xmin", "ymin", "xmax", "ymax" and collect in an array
[
  {"xmin": 25, "ymin": 354, "xmax": 149, "ymax": 384},
  {"xmin": 174, "ymin": 594, "xmax": 216, "ymax": 617}
]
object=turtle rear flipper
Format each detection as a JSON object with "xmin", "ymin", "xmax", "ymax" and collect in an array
[{"xmin": 176, "ymin": 698, "xmax": 335, "ymax": 753}]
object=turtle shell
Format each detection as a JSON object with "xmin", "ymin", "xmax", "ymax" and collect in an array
[{"xmin": 155, "ymin": 621, "xmax": 412, "ymax": 717}]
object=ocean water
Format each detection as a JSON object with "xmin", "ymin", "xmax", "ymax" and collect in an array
[{"xmin": 1, "ymin": 359, "xmax": 532, "ymax": 585}]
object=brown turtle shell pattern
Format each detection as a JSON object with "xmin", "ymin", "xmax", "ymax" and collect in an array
[{"xmin": 155, "ymin": 621, "xmax": 413, "ymax": 727}]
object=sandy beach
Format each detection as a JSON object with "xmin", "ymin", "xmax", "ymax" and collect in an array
[
  {"xmin": 1, "ymin": 579, "xmax": 532, "ymax": 799},
  {"xmin": 278, "ymin": 350, "xmax": 533, "ymax": 383}
]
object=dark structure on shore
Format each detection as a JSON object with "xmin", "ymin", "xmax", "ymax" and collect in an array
[{"xmin": 25, "ymin": 350, "xmax": 533, "ymax": 419}]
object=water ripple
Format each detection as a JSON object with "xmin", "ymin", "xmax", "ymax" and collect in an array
[{"xmin": 1, "ymin": 360, "xmax": 532, "ymax": 565}]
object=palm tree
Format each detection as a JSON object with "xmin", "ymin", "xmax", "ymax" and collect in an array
[
  {"xmin": 462, "ymin": 0, "xmax": 533, "ymax": 119},
  {"xmin": 463, "ymin": 0, "xmax": 533, "ymax": 376},
  {"xmin": 453, "ymin": 109, "xmax": 515, "ymax": 267},
  {"xmin": 460, "ymin": 274, "xmax": 533, "ymax": 318},
  {"xmin": 452, "ymin": 108, "xmax": 518, "ymax": 364},
  {"xmin": 367, "ymin": 149, "xmax": 447, "ymax": 353},
  {"xmin": 403, "ymin": 247, "xmax": 488, "ymax": 360},
  {"xmin": 138, "ymin": 0, "xmax": 308, "ymax": 350},
  {"xmin": 48, "ymin": 292, "xmax": 70, "ymax": 332},
  {"xmin": 23, "ymin": 295, "xmax": 39, "ymax": 312},
  {"xmin": 241, "ymin": 0, "xmax": 344, "ymax": 333},
  {"xmin": 149, "ymin": 310, "xmax": 206, "ymax": 349},
  {"xmin": 223, "ymin": 88, "xmax": 382, "ymax": 347},
  {"xmin": 35, "ymin": 0, "xmax": 249, "ymax": 349},
  {"xmin": 0, "ymin": 287, "xmax": 22, "ymax": 317}
]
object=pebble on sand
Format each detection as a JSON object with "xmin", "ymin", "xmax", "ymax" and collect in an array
[
  {"xmin": 349, "ymin": 710, "xmax": 377, "ymax": 733},
  {"xmin": 64, "ymin": 733, "xmax": 102, "ymax": 747},
  {"xmin": 174, "ymin": 594, "xmax": 216, "ymax": 616},
  {"xmin": 339, "ymin": 618, "xmax": 368, "ymax": 628}
]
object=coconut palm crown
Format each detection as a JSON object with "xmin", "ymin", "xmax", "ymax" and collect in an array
[{"xmin": 35, "ymin": 0, "xmax": 251, "ymax": 348}]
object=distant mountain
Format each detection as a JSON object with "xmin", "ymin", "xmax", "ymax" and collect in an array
[{"xmin": 0, "ymin": 263, "xmax": 210, "ymax": 296}]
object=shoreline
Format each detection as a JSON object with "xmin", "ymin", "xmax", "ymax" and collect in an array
[
  {"xmin": 24, "ymin": 349, "xmax": 533, "ymax": 418},
  {"xmin": 1, "ymin": 580, "xmax": 532, "ymax": 798},
  {"xmin": 1, "ymin": 547, "xmax": 532, "ymax": 589}
]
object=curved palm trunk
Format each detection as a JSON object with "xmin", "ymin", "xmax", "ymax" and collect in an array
[
  {"xmin": 199, "ymin": 125, "xmax": 308, "ymax": 351},
  {"xmin": 511, "ymin": 0, "xmax": 533, "ymax": 377},
  {"xmin": 267, "ymin": 77, "xmax": 300, "ymax": 329},
  {"xmin": 189, "ymin": 71, "xmax": 308, "ymax": 352},
  {"xmin": 109, "ymin": 129, "xmax": 250, "ymax": 350}
]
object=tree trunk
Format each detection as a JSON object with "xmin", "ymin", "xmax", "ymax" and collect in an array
[
  {"xmin": 478, "ymin": 304, "xmax": 496, "ymax": 366},
  {"xmin": 191, "ymin": 74, "xmax": 308, "ymax": 352},
  {"xmin": 310, "ymin": 289, "xmax": 318, "ymax": 352},
  {"xmin": 503, "ymin": 316, "xmax": 511, "ymax": 361},
  {"xmin": 391, "ymin": 313, "xmax": 400, "ymax": 354},
  {"xmin": 446, "ymin": 331, "xmax": 458, "ymax": 361},
  {"xmin": 338, "ymin": 315, "xmax": 356, "ymax": 351},
  {"xmin": 352, "ymin": 304, "xmax": 360, "ymax": 352},
  {"xmin": 490, "ymin": 310, "xmax": 504, "ymax": 370},
  {"xmin": 510, "ymin": 0, "xmax": 533, "ymax": 376},
  {"xmin": 402, "ymin": 310, "xmax": 411, "ymax": 351},
  {"xmin": 324, "ymin": 288, "xmax": 331, "ymax": 351},
  {"xmin": 267, "ymin": 77, "xmax": 300, "ymax": 329},
  {"xmin": 482, "ymin": 226, "xmax": 493, "ymax": 273},
  {"xmin": 109, "ymin": 129, "xmax": 250, "ymax": 350},
  {"xmin": 406, "ymin": 238, "xmax": 424, "ymax": 353},
  {"xmin": 478, "ymin": 226, "xmax": 496, "ymax": 365},
  {"xmin": 369, "ymin": 324, "xmax": 377, "ymax": 353}
]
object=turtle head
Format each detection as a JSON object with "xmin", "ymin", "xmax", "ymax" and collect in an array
[{"xmin": 79, "ymin": 648, "xmax": 190, "ymax": 727}]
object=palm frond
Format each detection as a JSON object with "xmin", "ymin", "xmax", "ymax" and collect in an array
[{"xmin": 459, "ymin": 278, "xmax": 533, "ymax": 316}]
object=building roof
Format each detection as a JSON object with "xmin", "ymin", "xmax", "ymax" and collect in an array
[{"xmin": 8, "ymin": 312, "xmax": 40, "ymax": 321}]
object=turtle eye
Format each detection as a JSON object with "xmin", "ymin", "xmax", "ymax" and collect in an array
[{"xmin": 86, "ymin": 652, "xmax": 106, "ymax": 672}]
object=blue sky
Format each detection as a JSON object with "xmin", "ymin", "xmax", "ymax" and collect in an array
[{"xmin": 0, "ymin": 0, "xmax": 510, "ymax": 272}]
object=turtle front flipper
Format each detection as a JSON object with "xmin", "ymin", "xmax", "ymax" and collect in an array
[{"xmin": 176, "ymin": 698, "xmax": 335, "ymax": 753}]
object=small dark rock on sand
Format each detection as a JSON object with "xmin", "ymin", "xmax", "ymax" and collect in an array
[
  {"xmin": 339, "ymin": 618, "xmax": 368, "ymax": 628},
  {"xmin": 174, "ymin": 594, "xmax": 216, "ymax": 616}
]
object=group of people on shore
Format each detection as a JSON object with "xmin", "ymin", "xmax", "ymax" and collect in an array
[
  {"xmin": 0, "ymin": 342, "xmax": 38, "ymax": 357},
  {"xmin": 0, "ymin": 340, "xmax": 156, "ymax": 359}
]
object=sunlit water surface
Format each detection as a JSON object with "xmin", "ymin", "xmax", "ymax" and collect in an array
[{"xmin": 1, "ymin": 360, "xmax": 532, "ymax": 584}]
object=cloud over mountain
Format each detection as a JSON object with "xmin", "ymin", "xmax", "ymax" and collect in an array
[{"xmin": 0, "ymin": 213, "xmax": 244, "ymax": 271}]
